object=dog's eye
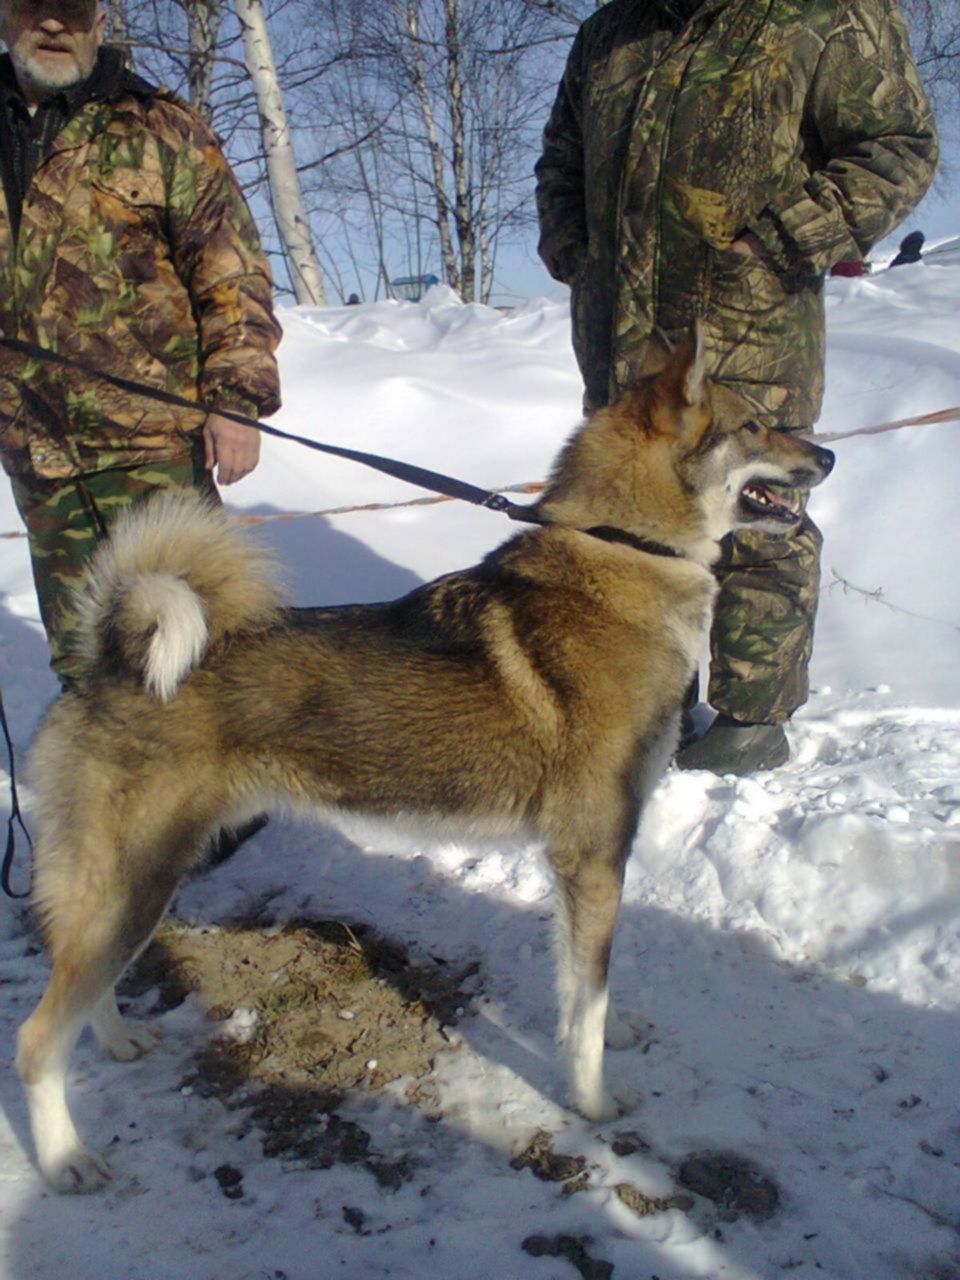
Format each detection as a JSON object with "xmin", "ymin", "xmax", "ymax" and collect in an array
[{"xmin": 743, "ymin": 421, "xmax": 762, "ymax": 434}]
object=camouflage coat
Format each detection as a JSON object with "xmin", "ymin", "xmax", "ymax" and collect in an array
[
  {"xmin": 0, "ymin": 49, "xmax": 281, "ymax": 480},
  {"xmin": 535, "ymin": 0, "xmax": 938, "ymax": 421}
]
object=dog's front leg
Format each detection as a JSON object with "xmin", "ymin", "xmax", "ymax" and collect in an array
[{"xmin": 551, "ymin": 844, "xmax": 635, "ymax": 1122}]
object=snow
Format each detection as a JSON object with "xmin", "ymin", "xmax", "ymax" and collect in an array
[{"xmin": 1, "ymin": 264, "xmax": 959, "ymax": 1279}]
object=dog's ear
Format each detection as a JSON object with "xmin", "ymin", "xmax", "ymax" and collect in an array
[
  {"xmin": 639, "ymin": 331, "xmax": 674, "ymax": 378},
  {"xmin": 648, "ymin": 320, "xmax": 708, "ymax": 413},
  {"xmin": 642, "ymin": 320, "xmax": 712, "ymax": 445},
  {"xmin": 673, "ymin": 319, "xmax": 708, "ymax": 406}
]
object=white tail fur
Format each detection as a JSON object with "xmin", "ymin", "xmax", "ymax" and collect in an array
[
  {"xmin": 131, "ymin": 573, "xmax": 209, "ymax": 702},
  {"xmin": 76, "ymin": 492, "xmax": 283, "ymax": 697}
]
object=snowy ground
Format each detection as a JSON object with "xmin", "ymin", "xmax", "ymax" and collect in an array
[{"xmin": 0, "ymin": 263, "xmax": 958, "ymax": 1280}]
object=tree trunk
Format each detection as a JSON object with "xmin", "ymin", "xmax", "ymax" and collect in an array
[
  {"xmin": 186, "ymin": 0, "xmax": 222, "ymax": 122},
  {"xmin": 106, "ymin": 0, "xmax": 134, "ymax": 67},
  {"xmin": 234, "ymin": 0, "xmax": 327, "ymax": 305},
  {"xmin": 404, "ymin": 0, "xmax": 461, "ymax": 296},
  {"xmin": 443, "ymin": 0, "xmax": 476, "ymax": 301}
]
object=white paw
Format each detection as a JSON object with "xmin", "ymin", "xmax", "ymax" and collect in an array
[
  {"xmin": 604, "ymin": 1008, "xmax": 654, "ymax": 1050},
  {"xmin": 575, "ymin": 1078, "xmax": 641, "ymax": 1123},
  {"xmin": 100, "ymin": 1021, "xmax": 161, "ymax": 1062},
  {"xmin": 42, "ymin": 1145, "xmax": 113, "ymax": 1195},
  {"xmin": 578, "ymin": 1089, "xmax": 620, "ymax": 1123}
]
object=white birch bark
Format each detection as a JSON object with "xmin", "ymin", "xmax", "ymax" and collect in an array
[
  {"xmin": 443, "ymin": 0, "xmax": 476, "ymax": 301},
  {"xmin": 106, "ymin": 0, "xmax": 133, "ymax": 66},
  {"xmin": 186, "ymin": 0, "xmax": 222, "ymax": 123},
  {"xmin": 234, "ymin": 0, "xmax": 327, "ymax": 305},
  {"xmin": 401, "ymin": 0, "xmax": 461, "ymax": 296}
]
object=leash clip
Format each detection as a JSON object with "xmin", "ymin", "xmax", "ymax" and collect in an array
[{"xmin": 482, "ymin": 493, "xmax": 510, "ymax": 512}]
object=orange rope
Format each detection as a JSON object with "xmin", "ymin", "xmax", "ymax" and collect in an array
[
  {"xmin": 0, "ymin": 481, "xmax": 545, "ymax": 539},
  {"xmin": 815, "ymin": 404, "xmax": 960, "ymax": 443}
]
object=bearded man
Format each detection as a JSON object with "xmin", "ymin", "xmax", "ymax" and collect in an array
[{"xmin": 0, "ymin": 0, "xmax": 282, "ymax": 687}]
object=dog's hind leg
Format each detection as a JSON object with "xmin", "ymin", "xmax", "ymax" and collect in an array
[
  {"xmin": 550, "ymin": 834, "xmax": 636, "ymax": 1123},
  {"xmin": 16, "ymin": 963, "xmax": 115, "ymax": 1193},
  {"xmin": 16, "ymin": 823, "xmax": 197, "ymax": 1193},
  {"xmin": 90, "ymin": 989, "xmax": 161, "ymax": 1061}
]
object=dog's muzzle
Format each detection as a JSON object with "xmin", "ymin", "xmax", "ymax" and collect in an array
[{"xmin": 739, "ymin": 441, "xmax": 835, "ymax": 525}]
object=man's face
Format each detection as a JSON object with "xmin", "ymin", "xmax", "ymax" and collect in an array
[{"xmin": 0, "ymin": 0, "xmax": 104, "ymax": 104}]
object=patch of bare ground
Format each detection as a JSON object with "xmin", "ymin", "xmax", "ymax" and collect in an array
[
  {"xmin": 675, "ymin": 1151, "xmax": 781, "ymax": 1222},
  {"xmin": 120, "ymin": 917, "xmax": 476, "ymax": 1184},
  {"xmin": 521, "ymin": 1234, "xmax": 613, "ymax": 1280}
]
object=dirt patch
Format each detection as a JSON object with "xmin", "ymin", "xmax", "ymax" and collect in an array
[
  {"xmin": 511, "ymin": 1129, "xmax": 589, "ymax": 1188},
  {"xmin": 120, "ymin": 917, "xmax": 476, "ymax": 1175},
  {"xmin": 676, "ymin": 1151, "xmax": 782, "ymax": 1222},
  {"xmin": 614, "ymin": 1182, "xmax": 694, "ymax": 1217},
  {"xmin": 610, "ymin": 1129, "xmax": 652, "ymax": 1158},
  {"xmin": 522, "ymin": 1235, "xmax": 613, "ymax": 1280}
]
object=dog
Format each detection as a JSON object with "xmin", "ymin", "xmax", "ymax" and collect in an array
[{"xmin": 15, "ymin": 322, "xmax": 834, "ymax": 1192}]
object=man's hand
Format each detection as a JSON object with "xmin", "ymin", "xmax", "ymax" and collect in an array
[
  {"xmin": 202, "ymin": 412, "xmax": 261, "ymax": 486},
  {"xmin": 730, "ymin": 231, "xmax": 766, "ymax": 258}
]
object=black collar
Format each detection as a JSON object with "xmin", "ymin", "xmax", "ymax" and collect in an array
[
  {"xmin": 585, "ymin": 525, "xmax": 683, "ymax": 559},
  {"xmin": 504, "ymin": 501, "xmax": 686, "ymax": 560}
]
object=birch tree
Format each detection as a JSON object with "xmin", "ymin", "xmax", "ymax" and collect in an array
[
  {"xmin": 300, "ymin": 0, "xmax": 573, "ymax": 303},
  {"xmin": 185, "ymin": 0, "xmax": 222, "ymax": 121},
  {"xmin": 234, "ymin": 0, "xmax": 327, "ymax": 304},
  {"xmin": 105, "ymin": 0, "xmax": 134, "ymax": 64}
]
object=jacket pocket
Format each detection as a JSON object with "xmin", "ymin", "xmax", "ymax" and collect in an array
[
  {"xmin": 92, "ymin": 167, "xmax": 165, "ymax": 208},
  {"xmin": 89, "ymin": 168, "xmax": 166, "ymax": 255},
  {"xmin": 707, "ymin": 245, "xmax": 788, "ymax": 318}
]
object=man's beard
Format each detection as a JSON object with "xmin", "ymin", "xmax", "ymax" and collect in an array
[{"xmin": 10, "ymin": 44, "xmax": 97, "ymax": 97}]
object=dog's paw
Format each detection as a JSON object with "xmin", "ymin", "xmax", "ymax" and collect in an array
[
  {"xmin": 607, "ymin": 1079, "xmax": 642, "ymax": 1116},
  {"xmin": 42, "ymin": 1145, "xmax": 113, "ymax": 1195},
  {"xmin": 575, "ymin": 1078, "xmax": 641, "ymax": 1123},
  {"xmin": 604, "ymin": 1007, "xmax": 654, "ymax": 1051},
  {"xmin": 99, "ymin": 1020, "xmax": 161, "ymax": 1062}
]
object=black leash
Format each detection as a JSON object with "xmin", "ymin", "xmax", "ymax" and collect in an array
[{"xmin": 0, "ymin": 689, "xmax": 31, "ymax": 900}]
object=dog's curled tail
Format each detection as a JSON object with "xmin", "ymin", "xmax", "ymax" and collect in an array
[{"xmin": 78, "ymin": 491, "xmax": 284, "ymax": 701}]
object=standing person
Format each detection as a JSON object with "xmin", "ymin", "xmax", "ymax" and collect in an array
[
  {"xmin": 0, "ymin": 0, "xmax": 282, "ymax": 690},
  {"xmin": 535, "ymin": 0, "xmax": 937, "ymax": 775},
  {"xmin": 889, "ymin": 229, "xmax": 925, "ymax": 266}
]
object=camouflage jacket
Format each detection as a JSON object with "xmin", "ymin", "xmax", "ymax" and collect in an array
[
  {"xmin": 0, "ymin": 49, "xmax": 282, "ymax": 479},
  {"xmin": 535, "ymin": 0, "xmax": 938, "ymax": 422}
]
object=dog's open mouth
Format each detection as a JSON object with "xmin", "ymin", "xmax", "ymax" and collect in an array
[{"xmin": 739, "ymin": 479, "xmax": 803, "ymax": 524}]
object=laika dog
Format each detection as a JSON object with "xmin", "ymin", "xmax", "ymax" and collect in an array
[{"xmin": 16, "ymin": 323, "xmax": 834, "ymax": 1192}]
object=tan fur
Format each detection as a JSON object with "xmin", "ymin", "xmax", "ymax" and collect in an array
[
  {"xmin": 15, "ymin": 324, "xmax": 834, "ymax": 1192},
  {"xmin": 77, "ymin": 490, "xmax": 284, "ymax": 673}
]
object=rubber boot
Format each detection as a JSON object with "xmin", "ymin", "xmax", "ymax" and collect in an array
[{"xmin": 675, "ymin": 714, "xmax": 789, "ymax": 776}]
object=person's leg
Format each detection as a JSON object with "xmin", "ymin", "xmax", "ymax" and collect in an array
[
  {"xmin": 708, "ymin": 513, "xmax": 823, "ymax": 724},
  {"xmin": 677, "ymin": 511, "xmax": 822, "ymax": 774},
  {"xmin": 11, "ymin": 448, "xmax": 216, "ymax": 689},
  {"xmin": 12, "ymin": 472, "xmax": 110, "ymax": 689}
]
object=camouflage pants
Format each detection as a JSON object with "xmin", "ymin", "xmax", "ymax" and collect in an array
[
  {"xmin": 10, "ymin": 446, "xmax": 218, "ymax": 688},
  {"xmin": 707, "ymin": 509, "xmax": 823, "ymax": 725}
]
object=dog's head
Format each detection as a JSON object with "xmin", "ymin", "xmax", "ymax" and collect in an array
[
  {"xmin": 650, "ymin": 322, "xmax": 834, "ymax": 545},
  {"xmin": 538, "ymin": 321, "xmax": 834, "ymax": 564}
]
